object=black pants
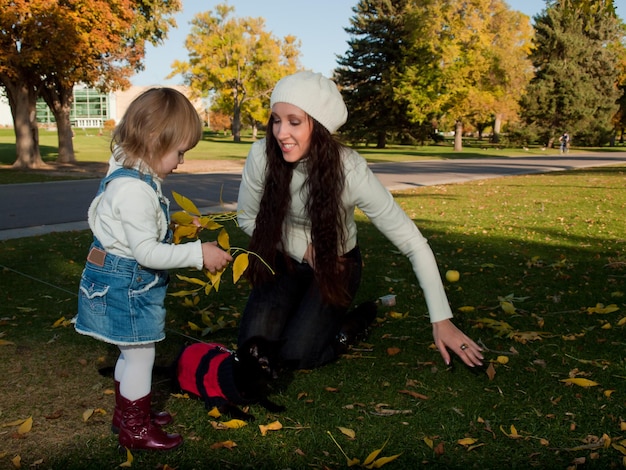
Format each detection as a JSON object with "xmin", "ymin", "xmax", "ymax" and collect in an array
[{"xmin": 238, "ymin": 247, "xmax": 362, "ymax": 369}]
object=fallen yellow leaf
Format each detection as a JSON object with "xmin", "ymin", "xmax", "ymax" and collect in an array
[
  {"xmin": 187, "ymin": 321, "xmax": 202, "ymax": 331},
  {"xmin": 259, "ymin": 420, "xmax": 282, "ymax": 436},
  {"xmin": 82, "ymin": 409, "xmax": 94, "ymax": 422},
  {"xmin": 366, "ymin": 453, "xmax": 402, "ymax": 468},
  {"xmin": 500, "ymin": 424, "xmax": 522, "ymax": 439},
  {"xmin": 17, "ymin": 417, "xmax": 33, "ymax": 435},
  {"xmin": 208, "ymin": 407, "xmax": 221, "ymax": 418},
  {"xmin": 423, "ymin": 437, "xmax": 434, "ymax": 449},
  {"xmin": 560, "ymin": 378, "xmax": 599, "ymax": 387},
  {"xmin": 587, "ymin": 303, "xmax": 619, "ymax": 314},
  {"xmin": 119, "ymin": 447, "xmax": 133, "ymax": 467},
  {"xmin": 496, "ymin": 356, "xmax": 509, "ymax": 365},
  {"xmin": 2, "ymin": 418, "xmax": 29, "ymax": 427},
  {"xmin": 11, "ymin": 455, "xmax": 21, "ymax": 468},
  {"xmin": 458, "ymin": 306, "xmax": 475, "ymax": 313},
  {"xmin": 500, "ymin": 301, "xmax": 516, "ymax": 314},
  {"xmin": 338, "ymin": 426, "xmax": 356, "ymax": 439},
  {"xmin": 0, "ymin": 339, "xmax": 15, "ymax": 346},
  {"xmin": 220, "ymin": 419, "xmax": 247, "ymax": 429},
  {"xmin": 457, "ymin": 437, "xmax": 477, "ymax": 446},
  {"xmin": 210, "ymin": 440, "xmax": 237, "ymax": 449},
  {"xmin": 52, "ymin": 316, "xmax": 69, "ymax": 328}
]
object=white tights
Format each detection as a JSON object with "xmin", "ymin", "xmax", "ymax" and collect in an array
[{"xmin": 114, "ymin": 343, "xmax": 155, "ymax": 401}]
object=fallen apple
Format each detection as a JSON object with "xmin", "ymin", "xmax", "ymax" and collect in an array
[{"xmin": 445, "ymin": 270, "xmax": 460, "ymax": 282}]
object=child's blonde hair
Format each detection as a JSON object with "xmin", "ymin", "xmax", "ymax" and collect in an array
[{"xmin": 111, "ymin": 87, "xmax": 203, "ymax": 172}]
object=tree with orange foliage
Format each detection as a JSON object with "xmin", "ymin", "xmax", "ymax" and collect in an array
[{"xmin": 0, "ymin": 0, "xmax": 181, "ymax": 169}]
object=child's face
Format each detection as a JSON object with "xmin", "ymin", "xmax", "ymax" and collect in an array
[{"xmin": 157, "ymin": 146, "xmax": 188, "ymax": 178}]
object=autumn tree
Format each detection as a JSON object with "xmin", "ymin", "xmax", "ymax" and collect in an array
[
  {"xmin": 170, "ymin": 3, "xmax": 301, "ymax": 142},
  {"xmin": 396, "ymin": 0, "xmax": 534, "ymax": 151},
  {"xmin": 0, "ymin": 0, "xmax": 181, "ymax": 169},
  {"xmin": 520, "ymin": 0, "xmax": 624, "ymax": 146}
]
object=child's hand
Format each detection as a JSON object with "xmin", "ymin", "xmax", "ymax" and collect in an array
[{"xmin": 201, "ymin": 241, "xmax": 233, "ymax": 274}]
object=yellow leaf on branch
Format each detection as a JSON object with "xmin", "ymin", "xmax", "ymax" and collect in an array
[
  {"xmin": 172, "ymin": 191, "xmax": 201, "ymax": 216},
  {"xmin": 217, "ymin": 228, "xmax": 230, "ymax": 251},
  {"xmin": 233, "ymin": 253, "xmax": 249, "ymax": 284}
]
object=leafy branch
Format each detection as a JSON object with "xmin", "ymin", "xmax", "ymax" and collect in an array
[{"xmin": 168, "ymin": 190, "xmax": 273, "ymax": 299}]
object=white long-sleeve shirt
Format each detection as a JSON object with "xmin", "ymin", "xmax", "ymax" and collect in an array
[
  {"xmin": 88, "ymin": 156, "xmax": 204, "ymax": 271},
  {"xmin": 237, "ymin": 140, "xmax": 453, "ymax": 323}
]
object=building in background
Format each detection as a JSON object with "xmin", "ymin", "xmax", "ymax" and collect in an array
[{"xmin": 0, "ymin": 85, "xmax": 204, "ymax": 129}]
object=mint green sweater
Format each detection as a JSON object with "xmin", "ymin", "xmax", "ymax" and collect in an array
[{"xmin": 237, "ymin": 140, "xmax": 453, "ymax": 323}]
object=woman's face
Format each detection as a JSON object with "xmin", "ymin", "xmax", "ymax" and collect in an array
[{"xmin": 271, "ymin": 102, "xmax": 313, "ymax": 163}]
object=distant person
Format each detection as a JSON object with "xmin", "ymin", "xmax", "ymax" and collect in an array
[
  {"xmin": 74, "ymin": 88, "xmax": 232, "ymax": 451},
  {"xmin": 237, "ymin": 71, "xmax": 484, "ymax": 370},
  {"xmin": 559, "ymin": 132, "xmax": 570, "ymax": 154}
]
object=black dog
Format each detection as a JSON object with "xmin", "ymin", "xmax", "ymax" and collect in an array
[{"xmin": 174, "ymin": 336, "xmax": 286, "ymax": 421}]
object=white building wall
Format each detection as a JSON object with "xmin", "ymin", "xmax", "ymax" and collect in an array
[
  {"xmin": 0, "ymin": 85, "xmax": 203, "ymax": 128},
  {"xmin": 0, "ymin": 95, "xmax": 13, "ymax": 127}
]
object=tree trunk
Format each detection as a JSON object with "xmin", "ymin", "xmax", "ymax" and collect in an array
[
  {"xmin": 232, "ymin": 103, "xmax": 241, "ymax": 143},
  {"xmin": 41, "ymin": 83, "xmax": 76, "ymax": 163},
  {"xmin": 376, "ymin": 130, "xmax": 386, "ymax": 149},
  {"xmin": 492, "ymin": 114, "xmax": 502, "ymax": 143},
  {"xmin": 252, "ymin": 122, "xmax": 258, "ymax": 140},
  {"xmin": 3, "ymin": 79, "xmax": 44, "ymax": 169},
  {"xmin": 453, "ymin": 120, "xmax": 463, "ymax": 151}
]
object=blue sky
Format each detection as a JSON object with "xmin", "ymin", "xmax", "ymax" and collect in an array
[{"xmin": 132, "ymin": 0, "xmax": 551, "ymax": 86}]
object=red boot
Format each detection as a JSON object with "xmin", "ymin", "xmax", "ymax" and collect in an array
[
  {"xmin": 118, "ymin": 394, "xmax": 183, "ymax": 451},
  {"xmin": 111, "ymin": 381, "xmax": 172, "ymax": 434}
]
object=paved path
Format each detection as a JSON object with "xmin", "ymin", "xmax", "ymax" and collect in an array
[{"xmin": 1, "ymin": 152, "xmax": 625, "ymax": 241}]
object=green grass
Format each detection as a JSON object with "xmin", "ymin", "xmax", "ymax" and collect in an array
[
  {"xmin": 0, "ymin": 165, "xmax": 625, "ymax": 469},
  {"xmin": 2, "ymin": 127, "xmax": 625, "ymax": 184}
]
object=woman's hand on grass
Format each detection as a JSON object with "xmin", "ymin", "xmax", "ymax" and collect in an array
[{"xmin": 432, "ymin": 319, "xmax": 484, "ymax": 367}]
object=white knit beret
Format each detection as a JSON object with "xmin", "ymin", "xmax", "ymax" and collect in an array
[{"xmin": 270, "ymin": 71, "xmax": 348, "ymax": 134}]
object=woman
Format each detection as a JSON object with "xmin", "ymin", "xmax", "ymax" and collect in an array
[{"xmin": 237, "ymin": 71, "xmax": 483, "ymax": 370}]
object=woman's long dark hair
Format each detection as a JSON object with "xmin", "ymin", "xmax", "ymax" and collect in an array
[{"xmin": 247, "ymin": 115, "xmax": 349, "ymax": 306}]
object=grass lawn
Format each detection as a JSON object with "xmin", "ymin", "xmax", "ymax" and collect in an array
[
  {"xmin": 3, "ymin": 126, "xmax": 625, "ymax": 185},
  {"xmin": 0, "ymin": 163, "xmax": 624, "ymax": 469}
]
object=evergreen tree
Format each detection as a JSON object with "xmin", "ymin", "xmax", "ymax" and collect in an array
[
  {"xmin": 520, "ymin": 0, "xmax": 623, "ymax": 146},
  {"xmin": 334, "ymin": 0, "xmax": 416, "ymax": 148}
]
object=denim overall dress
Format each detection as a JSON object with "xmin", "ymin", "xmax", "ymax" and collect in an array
[{"xmin": 74, "ymin": 168, "xmax": 172, "ymax": 346}]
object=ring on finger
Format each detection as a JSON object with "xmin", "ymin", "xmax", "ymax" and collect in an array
[{"xmin": 460, "ymin": 343, "xmax": 468, "ymax": 351}]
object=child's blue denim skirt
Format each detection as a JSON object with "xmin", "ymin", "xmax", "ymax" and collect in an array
[{"xmin": 75, "ymin": 242, "xmax": 170, "ymax": 346}]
